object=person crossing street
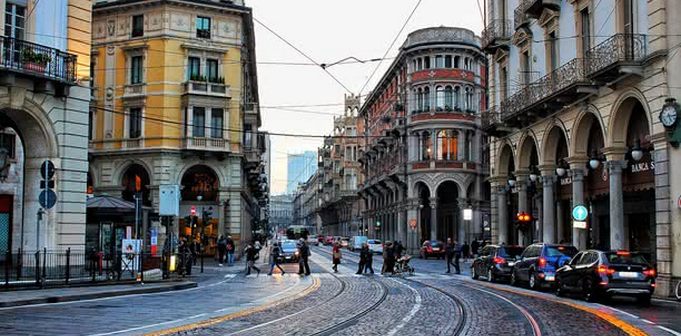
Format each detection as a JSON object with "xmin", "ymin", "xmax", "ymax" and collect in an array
[
  {"xmin": 298, "ymin": 238, "xmax": 311, "ymax": 276},
  {"xmin": 268, "ymin": 241, "xmax": 286, "ymax": 276},
  {"xmin": 244, "ymin": 242, "xmax": 260, "ymax": 276},
  {"xmin": 445, "ymin": 238, "xmax": 461, "ymax": 274},
  {"xmin": 332, "ymin": 241, "xmax": 342, "ymax": 273}
]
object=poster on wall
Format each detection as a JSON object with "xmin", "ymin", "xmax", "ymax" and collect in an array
[
  {"xmin": 150, "ymin": 227, "xmax": 158, "ymax": 256},
  {"xmin": 121, "ymin": 239, "xmax": 142, "ymax": 273}
]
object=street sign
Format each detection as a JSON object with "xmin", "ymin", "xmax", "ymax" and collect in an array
[
  {"xmin": 573, "ymin": 221, "xmax": 587, "ymax": 229},
  {"xmin": 572, "ymin": 205, "xmax": 588, "ymax": 221},
  {"xmin": 40, "ymin": 160, "xmax": 55, "ymax": 180},
  {"xmin": 39, "ymin": 189, "xmax": 57, "ymax": 209}
]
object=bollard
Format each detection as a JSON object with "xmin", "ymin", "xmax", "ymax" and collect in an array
[
  {"xmin": 65, "ymin": 248, "xmax": 71, "ymax": 284},
  {"xmin": 34, "ymin": 250, "xmax": 40, "ymax": 286}
]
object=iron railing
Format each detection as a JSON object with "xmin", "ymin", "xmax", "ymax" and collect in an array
[
  {"xmin": 1, "ymin": 249, "xmax": 188, "ymax": 289},
  {"xmin": 586, "ymin": 33, "xmax": 647, "ymax": 75},
  {"xmin": 0, "ymin": 36, "xmax": 77, "ymax": 83},
  {"xmin": 481, "ymin": 106, "xmax": 501, "ymax": 130},
  {"xmin": 481, "ymin": 19, "xmax": 513, "ymax": 50}
]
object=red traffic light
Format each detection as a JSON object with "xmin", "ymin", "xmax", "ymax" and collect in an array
[
  {"xmin": 190, "ymin": 206, "xmax": 196, "ymax": 216},
  {"xmin": 516, "ymin": 212, "xmax": 532, "ymax": 222}
]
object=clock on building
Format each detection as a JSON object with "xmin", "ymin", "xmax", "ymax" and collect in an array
[{"xmin": 660, "ymin": 98, "xmax": 679, "ymax": 128}]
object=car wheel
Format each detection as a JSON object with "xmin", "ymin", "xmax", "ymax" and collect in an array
[
  {"xmin": 510, "ymin": 270, "xmax": 518, "ymax": 287},
  {"xmin": 487, "ymin": 268, "xmax": 495, "ymax": 283},
  {"xmin": 472, "ymin": 266, "xmax": 479, "ymax": 280},
  {"xmin": 529, "ymin": 272, "xmax": 538, "ymax": 290},
  {"xmin": 636, "ymin": 294, "xmax": 651, "ymax": 306},
  {"xmin": 583, "ymin": 278, "xmax": 597, "ymax": 302}
]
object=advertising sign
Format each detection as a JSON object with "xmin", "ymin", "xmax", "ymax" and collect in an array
[
  {"xmin": 121, "ymin": 239, "xmax": 142, "ymax": 273},
  {"xmin": 150, "ymin": 227, "xmax": 158, "ymax": 256}
]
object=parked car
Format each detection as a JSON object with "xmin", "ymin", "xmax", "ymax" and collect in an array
[
  {"xmin": 367, "ymin": 239, "xmax": 383, "ymax": 254},
  {"xmin": 420, "ymin": 240, "xmax": 446, "ymax": 259},
  {"xmin": 324, "ymin": 235, "xmax": 335, "ymax": 245},
  {"xmin": 307, "ymin": 236, "xmax": 319, "ymax": 246},
  {"xmin": 350, "ymin": 236, "xmax": 368, "ymax": 251},
  {"xmin": 555, "ymin": 250, "xmax": 656, "ymax": 304},
  {"xmin": 340, "ymin": 237, "xmax": 350, "ymax": 248},
  {"xmin": 511, "ymin": 243, "xmax": 578, "ymax": 290},
  {"xmin": 278, "ymin": 239, "xmax": 300, "ymax": 263},
  {"xmin": 471, "ymin": 244, "xmax": 525, "ymax": 282}
]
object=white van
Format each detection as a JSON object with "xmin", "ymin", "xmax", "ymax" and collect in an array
[{"xmin": 349, "ymin": 236, "xmax": 368, "ymax": 251}]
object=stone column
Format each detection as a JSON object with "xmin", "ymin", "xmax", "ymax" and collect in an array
[
  {"xmin": 497, "ymin": 186, "xmax": 508, "ymax": 245},
  {"xmin": 457, "ymin": 129, "xmax": 465, "ymax": 161},
  {"xmin": 571, "ymin": 168, "xmax": 587, "ymax": 249},
  {"xmin": 541, "ymin": 173, "xmax": 556, "ymax": 243},
  {"xmin": 458, "ymin": 199, "xmax": 468, "ymax": 243},
  {"xmin": 607, "ymin": 160, "xmax": 627, "ymax": 250},
  {"xmin": 397, "ymin": 204, "xmax": 406, "ymax": 245},
  {"xmin": 556, "ymin": 199, "xmax": 564, "ymax": 243},
  {"xmin": 429, "ymin": 197, "xmax": 438, "ymax": 241}
]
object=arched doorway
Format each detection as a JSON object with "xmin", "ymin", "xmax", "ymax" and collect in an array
[
  {"xmin": 121, "ymin": 164, "xmax": 151, "ymax": 206},
  {"xmin": 517, "ymin": 136, "xmax": 540, "ymax": 245},
  {"xmin": 437, "ymin": 181, "xmax": 459, "ymax": 242},
  {"xmin": 496, "ymin": 143, "xmax": 515, "ymax": 245},
  {"xmin": 415, "ymin": 182, "xmax": 431, "ymax": 244},
  {"xmin": 542, "ymin": 126, "xmax": 570, "ymax": 244},
  {"xmin": 180, "ymin": 165, "xmax": 220, "ymax": 256}
]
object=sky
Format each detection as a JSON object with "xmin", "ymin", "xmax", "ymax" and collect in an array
[{"xmin": 249, "ymin": 0, "xmax": 485, "ymax": 195}]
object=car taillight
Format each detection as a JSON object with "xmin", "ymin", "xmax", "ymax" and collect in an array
[
  {"xmin": 493, "ymin": 257, "xmax": 506, "ymax": 265},
  {"xmin": 643, "ymin": 269, "xmax": 656, "ymax": 277},
  {"xmin": 538, "ymin": 257, "xmax": 547, "ymax": 267},
  {"xmin": 597, "ymin": 265, "xmax": 615, "ymax": 275}
]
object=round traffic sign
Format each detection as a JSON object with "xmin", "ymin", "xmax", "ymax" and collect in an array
[
  {"xmin": 39, "ymin": 189, "xmax": 57, "ymax": 209},
  {"xmin": 572, "ymin": 205, "xmax": 588, "ymax": 221},
  {"xmin": 40, "ymin": 160, "xmax": 55, "ymax": 180}
]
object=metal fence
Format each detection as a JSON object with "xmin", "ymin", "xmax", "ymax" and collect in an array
[
  {"xmin": 1, "ymin": 249, "xmax": 191, "ymax": 289},
  {"xmin": 0, "ymin": 36, "xmax": 77, "ymax": 83}
]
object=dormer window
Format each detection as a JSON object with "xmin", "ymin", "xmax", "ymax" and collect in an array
[
  {"xmin": 196, "ymin": 16, "xmax": 211, "ymax": 39},
  {"xmin": 132, "ymin": 15, "xmax": 144, "ymax": 37}
]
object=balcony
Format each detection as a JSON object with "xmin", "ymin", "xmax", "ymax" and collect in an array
[
  {"xmin": 481, "ymin": 106, "xmax": 511, "ymax": 137},
  {"xmin": 0, "ymin": 36, "xmax": 77, "ymax": 84},
  {"xmin": 123, "ymin": 83, "xmax": 146, "ymax": 99},
  {"xmin": 183, "ymin": 137, "xmax": 229, "ymax": 152},
  {"xmin": 500, "ymin": 58, "xmax": 593, "ymax": 127},
  {"xmin": 518, "ymin": 0, "xmax": 560, "ymax": 19},
  {"xmin": 514, "ymin": 6, "xmax": 530, "ymax": 30},
  {"xmin": 183, "ymin": 80, "xmax": 231, "ymax": 98},
  {"xmin": 481, "ymin": 19, "xmax": 512, "ymax": 54},
  {"xmin": 586, "ymin": 34, "xmax": 647, "ymax": 82},
  {"xmin": 411, "ymin": 109, "xmax": 477, "ymax": 123}
]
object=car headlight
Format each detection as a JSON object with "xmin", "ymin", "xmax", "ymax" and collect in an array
[{"xmin": 295, "ymin": 251, "xmax": 300, "ymax": 255}]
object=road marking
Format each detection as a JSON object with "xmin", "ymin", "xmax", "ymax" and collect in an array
[
  {"xmin": 224, "ymin": 274, "xmax": 237, "ymax": 279},
  {"xmin": 640, "ymin": 319, "xmax": 653, "ymax": 324},
  {"xmin": 466, "ymin": 285, "xmax": 542, "ymax": 336},
  {"xmin": 605, "ymin": 307, "xmax": 641, "ymax": 320},
  {"xmin": 386, "ymin": 280, "xmax": 422, "ymax": 336},
  {"xmin": 658, "ymin": 325, "xmax": 681, "ymax": 336},
  {"xmin": 144, "ymin": 276, "xmax": 321, "ymax": 336}
]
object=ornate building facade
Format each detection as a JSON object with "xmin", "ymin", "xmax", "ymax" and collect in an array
[
  {"xmin": 482, "ymin": 0, "xmax": 681, "ymax": 296},
  {"xmin": 89, "ymin": 0, "xmax": 266, "ymax": 254},
  {"xmin": 360, "ymin": 27, "xmax": 489, "ymax": 252}
]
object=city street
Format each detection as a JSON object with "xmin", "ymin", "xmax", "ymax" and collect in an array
[{"xmin": 1, "ymin": 245, "xmax": 679, "ymax": 336}]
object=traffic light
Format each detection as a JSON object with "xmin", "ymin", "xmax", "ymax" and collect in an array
[{"xmin": 516, "ymin": 212, "xmax": 532, "ymax": 223}]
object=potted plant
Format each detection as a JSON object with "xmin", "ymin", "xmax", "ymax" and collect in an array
[{"xmin": 21, "ymin": 48, "xmax": 51, "ymax": 72}]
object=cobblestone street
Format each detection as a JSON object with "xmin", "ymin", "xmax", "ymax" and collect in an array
[{"xmin": 1, "ymin": 246, "xmax": 679, "ymax": 335}]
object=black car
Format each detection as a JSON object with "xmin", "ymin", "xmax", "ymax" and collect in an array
[
  {"xmin": 555, "ymin": 250, "xmax": 656, "ymax": 304},
  {"xmin": 511, "ymin": 243, "xmax": 578, "ymax": 290},
  {"xmin": 471, "ymin": 245, "xmax": 524, "ymax": 282},
  {"xmin": 278, "ymin": 240, "xmax": 300, "ymax": 263}
]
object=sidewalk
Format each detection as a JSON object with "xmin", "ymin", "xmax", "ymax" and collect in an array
[{"xmin": 0, "ymin": 281, "xmax": 197, "ymax": 308}]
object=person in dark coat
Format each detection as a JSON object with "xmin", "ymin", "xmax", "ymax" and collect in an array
[
  {"xmin": 298, "ymin": 239, "xmax": 311, "ymax": 276},
  {"xmin": 471, "ymin": 240, "xmax": 480, "ymax": 258},
  {"xmin": 445, "ymin": 238, "xmax": 459, "ymax": 274},
  {"xmin": 356, "ymin": 243, "xmax": 366, "ymax": 275},
  {"xmin": 268, "ymin": 242, "xmax": 285, "ymax": 276},
  {"xmin": 462, "ymin": 241, "xmax": 470, "ymax": 262},
  {"xmin": 244, "ymin": 243, "xmax": 260, "ymax": 276},
  {"xmin": 383, "ymin": 242, "xmax": 395, "ymax": 275},
  {"xmin": 225, "ymin": 235, "xmax": 235, "ymax": 266},
  {"xmin": 217, "ymin": 235, "xmax": 227, "ymax": 266},
  {"xmin": 362, "ymin": 243, "xmax": 375, "ymax": 274}
]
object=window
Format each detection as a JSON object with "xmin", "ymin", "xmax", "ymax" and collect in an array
[
  {"xmin": 454, "ymin": 86, "xmax": 461, "ymax": 110},
  {"xmin": 580, "ymin": 8, "xmax": 591, "ymax": 57},
  {"xmin": 423, "ymin": 56, "xmax": 431, "ymax": 69},
  {"xmin": 188, "ymin": 57, "xmax": 201, "ymax": 80},
  {"xmin": 193, "ymin": 107, "xmax": 205, "ymax": 137},
  {"xmin": 0, "ymin": 133, "xmax": 16, "ymax": 159},
  {"xmin": 435, "ymin": 55, "xmax": 444, "ymax": 68},
  {"xmin": 500, "ymin": 66, "xmax": 508, "ymax": 101},
  {"xmin": 132, "ymin": 15, "xmax": 144, "ymax": 37},
  {"xmin": 4, "ymin": 3, "xmax": 25, "ymax": 40},
  {"xmin": 89, "ymin": 109, "xmax": 95, "ymax": 140},
  {"xmin": 423, "ymin": 87, "xmax": 430, "ymax": 111},
  {"xmin": 547, "ymin": 32, "xmax": 558, "ymax": 71},
  {"xmin": 416, "ymin": 89, "xmax": 423, "ymax": 111},
  {"xmin": 416, "ymin": 58, "xmax": 422, "ymax": 70},
  {"xmin": 128, "ymin": 108, "xmax": 142, "ymax": 138},
  {"xmin": 211, "ymin": 108, "xmax": 223, "ymax": 138},
  {"xmin": 244, "ymin": 124, "xmax": 253, "ymax": 148},
  {"xmin": 444, "ymin": 86, "xmax": 453, "ymax": 109},
  {"xmin": 207, "ymin": 59, "xmax": 219, "ymax": 82},
  {"xmin": 444, "ymin": 55, "xmax": 452, "ymax": 68},
  {"xmin": 454, "ymin": 56, "xmax": 460, "ymax": 68},
  {"xmin": 130, "ymin": 55, "xmax": 143, "ymax": 84},
  {"xmin": 196, "ymin": 16, "xmax": 211, "ymax": 38},
  {"xmin": 435, "ymin": 86, "xmax": 445, "ymax": 109},
  {"xmin": 521, "ymin": 51, "xmax": 531, "ymax": 85},
  {"xmin": 421, "ymin": 131, "xmax": 432, "ymax": 160},
  {"xmin": 346, "ymin": 127, "xmax": 357, "ymax": 136},
  {"xmin": 437, "ymin": 130, "xmax": 457, "ymax": 160}
]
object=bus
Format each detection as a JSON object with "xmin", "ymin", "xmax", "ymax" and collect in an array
[{"xmin": 286, "ymin": 225, "xmax": 310, "ymax": 240}]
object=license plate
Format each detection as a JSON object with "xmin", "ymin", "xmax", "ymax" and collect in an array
[
  {"xmin": 619, "ymin": 271, "xmax": 638, "ymax": 278},
  {"xmin": 545, "ymin": 275, "xmax": 555, "ymax": 281}
]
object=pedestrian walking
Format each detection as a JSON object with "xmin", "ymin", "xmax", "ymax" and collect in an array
[
  {"xmin": 179, "ymin": 237, "xmax": 192, "ymax": 275},
  {"xmin": 217, "ymin": 235, "xmax": 227, "ymax": 266},
  {"xmin": 445, "ymin": 238, "xmax": 459, "ymax": 274},
  {"xmin": 361, "ymin": 243, "xmax": 374, "ymax": 274},
  {"xmin": 382, "ymin": 241, "xmax": 395, "ymax": 275},
  {"xmin": 298, "ymin": 238, "xmax": 311, "ymax": 276},
  {"xmin": 244, "ymin": 243, "xmax": 261, "ymax": 276},
  {"xmin": 395, "ymin": 241, "xmax": 404, "ymax": 259},
  {"xmin": 453, "ymin": 239, "xmax": 462, "ymax": 274},
  {"xmin": 332, "ymin": 242, "xmax": 342, "ymax": 273},
  {"xmin": 462, "ymin": 241, "xmax": 470, "ymax": 263},
  {"xmin": 226, "ymin": 235, "xmax": 235, "ymax": 266},
  {"xmin": 268, "ymin": 241, "xmax": 286, "ymax": 275},
  {"xmin": 471, "ymin": 239, "xmax": 480, "ymax": 258}
]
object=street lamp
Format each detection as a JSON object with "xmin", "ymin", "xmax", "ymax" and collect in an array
[
  {"xmin": 630, "ymin": 139, "xmax": 644, "ymax": 162},
  {"xmin": 528, "ymin": 165, "xmax": 539, "ymax": 183},
  {"xmin": 589, "ymin": 150, "xmax": 602, "ymax": 170},
  {"xmin": 555, "ymin": 159, "xmax": 568, "ymax": 177},
  {"xmin": 507, "ymin": 174, "xmax": 516, "ymax": 188}
]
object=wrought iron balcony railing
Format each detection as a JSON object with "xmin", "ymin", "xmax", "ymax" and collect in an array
[
  {"xmin": 481, "ymin": 19, "xmax": 513, "ymax": 52},
  {"xmin": 481, "ymin": 106, "xmax": 501, "ymax": 130},
  {"xmin": 586, "ymin": 34, "xmax": 647, "ymax": 77},
  {"xmin": 0, "ymin": 36, "xmax": 77, "ymax": 83}
]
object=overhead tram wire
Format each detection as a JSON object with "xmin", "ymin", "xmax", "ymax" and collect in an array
[
  {"xmin": 357, "ymin": 0, "xmax": 422, "ymax": 96},
  {"xmin": 253, "ymin": 17, "xmax": 354, "ymax": 95}
]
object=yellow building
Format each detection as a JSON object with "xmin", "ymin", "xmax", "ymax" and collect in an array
[{"xmin": 89, "ymin": 0, "xmax": 265, "ymax": 255}]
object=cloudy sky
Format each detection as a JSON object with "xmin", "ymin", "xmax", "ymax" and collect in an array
[{"xmin": 249, "ymin": 0, "xmax": 485, "ymax": 194}]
